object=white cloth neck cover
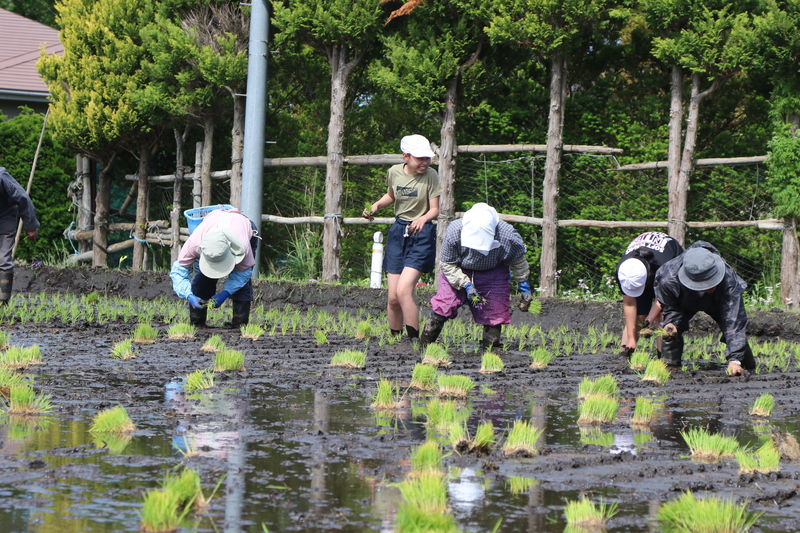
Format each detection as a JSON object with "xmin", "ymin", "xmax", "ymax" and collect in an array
[{"xmin": 461, "ymin": 203, "xmax": 501, "ymax": 256}]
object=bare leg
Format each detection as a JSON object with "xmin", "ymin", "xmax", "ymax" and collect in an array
[{"xmin": 388, "ymin": 267, "xmax": 423, "ymax": 331}]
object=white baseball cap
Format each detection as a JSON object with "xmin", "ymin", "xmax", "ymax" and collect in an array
[
  {"xmin": 400, "ymin": 134, "xmax": 435, "ymax": 158},
  {"xmin": 618, "ymin": 258, "xmax": 647, "ymax": 297}
]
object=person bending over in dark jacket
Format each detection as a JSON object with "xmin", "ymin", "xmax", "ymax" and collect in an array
[{"xmin": 654, "ymin": 241, "xmax": 755, "ymax": 376}]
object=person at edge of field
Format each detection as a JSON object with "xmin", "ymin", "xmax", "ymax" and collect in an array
[
  {"xmin": 654, "ymin": 241, "xmax": 756, "ymax": 376},
  {"xmin": 419, "ymin": 202, "xmax": 533, "ymax": 351},
  {"xmin": 0, "ymin": 167, "xmax": 40, "ymax": 305},
  {"xmin": 362, "ymin": 134, "xmax": 442, "ymax": 340},
  {"xmin": 170, "ymin": 207, "xmax": 259, "ymax": 328},
  {"xmin": 615, "ymin": 231, "xmax": 683, "ymax": 358}
]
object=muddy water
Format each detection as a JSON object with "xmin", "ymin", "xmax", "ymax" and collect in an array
[{"xmin": 2, "ymin": 307, "xmax": 800, "ymax": 532}]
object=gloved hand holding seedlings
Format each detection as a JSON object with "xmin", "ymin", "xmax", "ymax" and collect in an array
[
  {"xmin": 464, "ymin": 282, "xmax": 486, "ymax": 308},
  {"xmin": 187, "ymin": 294, "xmax": 205, "ymax": 309},
  {"xmin": 208, "ymin": 290, "xmax": 231, "ymax": 309},
  {"xmin": 518, "ymin": 280, "xmax": 533, "ymax": 311},
  {"xmin": 662, "ymin": 323, "xmax": 678, "ymax": 339}
]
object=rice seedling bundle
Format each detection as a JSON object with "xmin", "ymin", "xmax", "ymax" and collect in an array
[
  {"xmin": 166, "ymin": 323, "xmax": 196, "ymax": 340},
  {"xmin": 507, "ymin": 476, "xmax": 538, "ymax": 495},
  {"xmin": 240, "ymin": 323, "xmax": 265, "ymax": 340},
  {"xmin": 421, "ymin": 343, "xmax": 451, "ymax": 367},
  {"xmin": 529, "ymin": 347, "xmax": 554, "ymax": 369},
  {"xmin": 480, "ymin": 351, "xmax": 504, "ymax": 373},
  {"xmin": 577, "ymin": 374, "xmax": 618, "ymax": 400},
  {"xmin": 630, "ymin": 396, "xmax": 657, "ymax": 428},
  {"xmin": 449, "ymin": 423, "xmax": 470, "ymax": 454},
  {"xmin": 502, "ymin": 419, "xmax": 543, "ymax": 456},
  {"xmin": 750, "ymin": 393, "xmax": 775, "ymax": 417},
  {"xmin": 437, "ymin": 374, "xmax": 475, "ymax": 398},
  {"xmin": 371, "ymin": 379, "xmax": 401, "ymax": 410},
  {"xmin": 629, "ymin": 350, "xmax": 651, "ymax": 371},
  {"xmin": 5, "ymin": 384, "xmax": 53, "ymax": 415},
  {"xmin": 564, "ymin": 496, "xmax": 618, "ymax": 530},
  {"xmin": 0, "ymin": 367, "xmax": 30, "ymax": 398},
  {"xmin": 354, "ymin": 320, "xmax": 373, "ymax": 340},
  {"xmin": 91, "ymin": 405, "xmax": 136, "ymax": 434},
  {"xmin": 215, "ymin": 349, "xmax": 246, "ymax": 371},
  {"xmin": 0, "ymin": 331, "xmax": 9, "ymax": 350},
  {"xmin": 736, "ymin": 440, "xmax": 781, "ymax": 474},
  {"xmin": 395, "ymin": 473, "xmax": 458, "ymax": 533},
  {"xmin": 133, "ymin": 323, "xmax": 158, "ymax": 343},
  {"xmin": 201, "ymin": 335, "xmax": 226, "ymax": 353},
  {"xmin": 185, "ymin": 369, "xmax": 215, "ymax": 392},
  {"xmin": 409, "ymin": 440, "xmax": 444, "ymax": 477},
  {"xmin": 139, "ymin": 488, "xmax": 182, "ymax": 533},
  {"xmin": 681, "ymin": 427, "xmax": 740, "ymax": 462},
  {"xmin": 0, "ymin": 345, "xmax": 42, "ymax": 368},
  {"xmin": 409, "ymin": 363, "xmax": 437, "ymax": 390},
  {"xmin": 656, "ymin": 491, "xmax": 762, "ymax": 533},
  {"xmin": 111, "ymin": 338, "xmax": 136, "ymax": 359},
  {"xmin": 578, "ymin": 396, "xmax": 619, "ymax": 425},
  {"xmin": 642, "ymin": 359, "xmax": 671, "ymax": 385},
  {"xmin": 162, "ymin": 467, "xmax": 205, "ymax": 508},
  {"xmin": 471, "ymin": 421, "xmax": 495, "ymax": 454},
  {"xmin": 329, "ymin": 349, "xmax": 366, "ymax": 369},
  {"xmin": 425, "ymin": 398, "xmax": 462, "ymax": 434}
]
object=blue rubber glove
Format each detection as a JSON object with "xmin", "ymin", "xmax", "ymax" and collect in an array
[
  {"xmin": 187, "ymin": 294, "xmax": 203, "ymax": 309},
  {"xmin": 464, "ymin": 282, "xmax": 479, "ymax": 298},
  {"xmin": 209, "ymin": 290, "xmax": 231, "ymax": 309},
  {"xmin": 518, "ymin": 280, "xmax": 532, "ymax": 297}
]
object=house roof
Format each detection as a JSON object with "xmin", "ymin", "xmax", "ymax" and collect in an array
[{"xmin": 0, "ymin": 8, "xmax": 62, "ymax": 99}]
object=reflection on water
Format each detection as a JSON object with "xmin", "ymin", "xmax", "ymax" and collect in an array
[{"xmin": 0, "ymin": 384, "xmax": 797, "ymax": 532}]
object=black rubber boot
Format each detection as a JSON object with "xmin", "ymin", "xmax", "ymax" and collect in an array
[
  {"xmin": 390, "ymin": 329, "xmax": 403, "ymax": 337},
  {"xmin": 419, "ymin": 313, "xmax": 447, "ymax": 349},
  {"xmin": 189, "ymin": 305, "xmax": 207, "ymax": 327},
  {"xmin": 231, "ymin": 300, "xmax": 251, "ymax": 328},
  {"xmin": 406, "ymin": 325, "xmax": 419, "ymax": 339},
  {"xmin": 660, "ymin": 334, "xmax": 684, "ymax": 367},
  {"xmin": 481, "ymin": 325, "xmax": 502, "ymax": 350},
  {"xmin": 0, "ymin": 270, "xmax": 12, "ymax": 305},
  {"xmin": 739, "ymin": 342, "xmax": 756, "ymax": 371}
]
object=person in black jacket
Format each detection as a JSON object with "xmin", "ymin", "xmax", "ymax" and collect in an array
[
  {"xmin": 615, "ymin": 232, "xmax": 683, "ymax": 356},
  {"xmin": 654, "ymin": 241, "xmax": 755, "ymax": 375},
  {"xmin": 0, "ymin": 167, "xmax": 39, "ymax": 305}
]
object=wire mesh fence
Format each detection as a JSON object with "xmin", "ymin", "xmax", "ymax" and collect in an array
[{"xmin": 136, "ymin": 152, "xmax": 779, "ymax": 297}]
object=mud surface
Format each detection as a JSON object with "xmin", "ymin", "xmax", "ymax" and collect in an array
[{"xmin": 2, "ymin": 265, "xmax": 800, "ymax": 532}]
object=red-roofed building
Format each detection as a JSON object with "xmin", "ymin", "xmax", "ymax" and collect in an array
[{"xmin": 0, "ymin": 8, "xmax": 63, "ymax": 119}]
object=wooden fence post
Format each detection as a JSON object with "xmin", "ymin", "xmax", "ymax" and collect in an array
[
  {"xmin": 781, "ymin": 216, "xmax": 800, "ymax": 308},
  {"xmin": 193, "ymin": 142, "xmax": 203, "ymax": 209}
]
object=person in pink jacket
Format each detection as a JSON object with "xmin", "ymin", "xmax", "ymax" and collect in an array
[{"xmin": 170, "ymin": 208, "xmax": 258, "ymax": 327}]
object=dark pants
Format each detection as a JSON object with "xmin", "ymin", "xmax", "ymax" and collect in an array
[{"xmin": 190, "ymin": 218, "xmax": 258, "ymax": 302}]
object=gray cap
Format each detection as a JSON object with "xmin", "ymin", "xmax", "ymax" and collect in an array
[{"xmin": 678, "ymin": 247, "xmax": 726, "ymax": 291}]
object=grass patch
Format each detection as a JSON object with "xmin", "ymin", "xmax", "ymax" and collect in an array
[
  {"xmin": 409, "ymin": 363, "xmax": 437, "ymax": 390},
  {"xmin": 437, "ymin": 374, "xmax": 475, "ymax": 398},
  {"xmin": 630, "ymin": 396, "xmax": 659, "ymax": 428},
  {"xmin": 185, "ymin": 369, "xmax": 215, "ymax": 392},
  {"xmin": 736, "ymin": 440, "xmax": 781, "ymax": 474},
  {"xmin": 577, "ymin": 396, "xmax": 619, "ymax": 425},
  {"xmin": 641, "ymin": 359, "xmax": 671, "ymax": 385},
  {"xmin": 4, "ymin": 384, "xmax": 52, "ymax": 415},
  {"xmin": 240, "ymin": 323, "xmax": 265, "ymax": 340},
  {"xmin": 656, "ymin": 491, "xmax": 762, "ymax": 532},
  {"xmin": 201, "ymin": 334, "xmax": 226, "ymax": 353},
  {"xmin": 314, "ymin": 330, "xmax": 329, "ymax": 344},
  {"xmin": 681, "ymin": 427, "xmax": 741, "ymax": 463},
  {"xmin": 502, "ymin": 419, "xmax": 543, "ymax": 456},
  {"xmin": 371, "ymin": 379, "xmax": 403, "ymax": 410},
  {"xmin": 480, "ymin": 351, "xmax": 505, "ymax": 373},
  {"xmin": 329, "ymin": 349, "xmax": 366, "ymax": 369},
  {"xmin": 133, "ymin": 323, "xmax": 158, "ymax": 343},
  {"xmin": 167, "ymin": 323, "xmax": 196, "ymax": 340},
  {"xmin": 214, "ymin": 349, "xmax": 245, "ymax": 371},
  {"xmin": 577, "ymin": 374, "xmax": 618, "ymax": 400},
  {"xmin": 421, "ymin": 343, "xmax": 451, "ymax": 367},
  {"xmin": 111, "ymin": 338, "xmax": 136, "ymax": 359},
  {"xmin": 564, "ymin": 496, "xmax": 618, "ymax": 530},
  {"xmin": 0, "ymin": 345, "xmax": 42, "ymax": 369},
  {"xmin": 750, "ymin": 393, "xmax": 774, "ymax": 417},
  {"xmin": 0, "ymin": 331, "xmax": 9, "ymax": 350},
  {"xmin": 91, "ymin": 405, "xmax": 136, "ymax": 434},
  {"xmin": 529, "ymin": 347, "xmax": 554, "ymax": 369}
]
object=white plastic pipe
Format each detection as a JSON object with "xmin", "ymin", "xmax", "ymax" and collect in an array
[{"xmin": 370, "ymin": 231, "xmax": 384, "ymax": 288}]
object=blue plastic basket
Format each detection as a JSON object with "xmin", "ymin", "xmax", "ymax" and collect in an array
[{"xmin": 184, "ymin": 204, "xmax": 235, "ymax": 235}]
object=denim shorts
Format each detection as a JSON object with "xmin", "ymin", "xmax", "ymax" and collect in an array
[
  {"xmin": 635, "ymin": 285, "xmax": 656, "ymax": 315},
  {"xmin": 383, "ymin": 219, "xmax": 436, "ymax": 274}
]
